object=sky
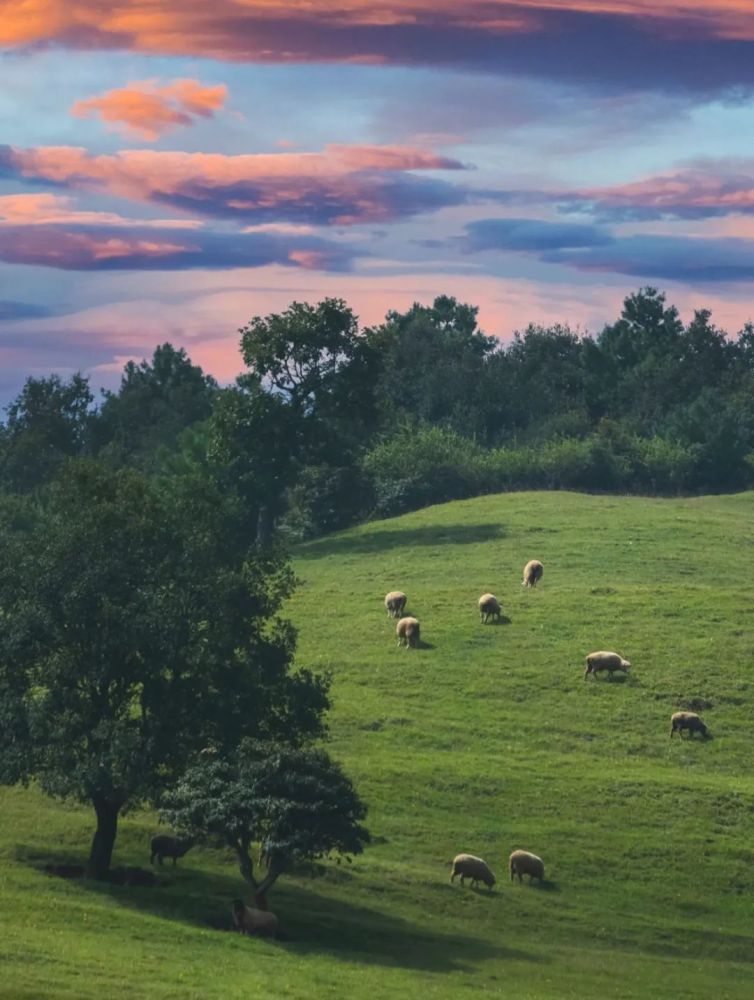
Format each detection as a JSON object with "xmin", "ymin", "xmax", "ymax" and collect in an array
[{"xmin": 2, "ymin": 1, "xmax": 754, "ymax": 402}]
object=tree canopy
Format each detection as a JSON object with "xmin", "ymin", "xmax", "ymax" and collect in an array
[
  {"xmin": 2, "ymin": 286, "xmax": 754, "ymax": 538},
  {"xmin": 0, "ymin": 459, "xmax": 329, "ymax": 877},
  {"xmin": 161, "ymin": 739, "xmax": 370, "ymax": 906}
]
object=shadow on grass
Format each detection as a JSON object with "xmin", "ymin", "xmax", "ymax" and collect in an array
[
  {"xmin": 298, "ymin": 522, "xmax": 505, "ymax": 560},
  {"xmin": 27, "ymin": 852, "xmax": 539, "ymax": 972},
  {"xmin": 481, "ymin": 616, "xmax": 512, "ymax": 627}
]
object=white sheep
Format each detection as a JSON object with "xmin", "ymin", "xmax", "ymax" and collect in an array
[
  {"xmin": 450, "ymin": 853, "xmax": 496, "ymax": 889},
  {"xmin": 231, "ymin": 899, "xmax": 280, "ymax": 938},
  {"xmin": 509, "ymin": 850, "xmax": 545, "ymax": 884},
  {"xmin": 522, "ymin": 560, "xmax": 544, "ymax": 588},
  {"xmin": 396, "ymin": 616, "xmax": 420, "ymax": 649},
  {"xmin": 670, "ymin": 711, "xmax": 710, "ymax": 739},
  {"xmin": 584, "ymin": 650, "xmax": 631, "ymax": 680},
  {"xmin": 384, "ymin": 591, "xmax": 407, "ymax": 618},
  {"xmin": 478, "ymin": 593, "xmax": 502, "ymax": 623}
]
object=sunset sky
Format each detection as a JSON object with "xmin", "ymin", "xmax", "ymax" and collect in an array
[{"xmin": 2, "ymin": 0, "xmax": 754, "ymax": 401}]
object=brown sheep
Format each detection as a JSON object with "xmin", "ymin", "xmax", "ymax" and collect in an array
[
  {"xmin": 509, "ymin": 850, "xmax": 545, "ymax": 884},
  {"xmin": 231, "ymin": 899, "xmax": 280, "ymax": 938},
  {"xmin": 670, "ymin": 711, "xmax": 710, "ymax": 739},
  {"xmin": 450, "ymin": 853, "xmax": 496, "ymax": 890},
  {"xmin": 150, "ymin": 834, "xmax": 195, "ymax": 866},
  {"xmin": 522, "ymin": 560, "xmax": 544, "ymax": 588},
  {"xmin": 396, "ymin": 616, "xmax": 420, "ymax": 649},
  {"xmin": 584, "ymin": 650, "xmax": 631, "ymax": 680},
  {"xmin": 478, "ymin": 593, "xmax": 502, "ymax": 624},
  {"xmin": 384, "ymin": 591, "xmax": 407, "ymax": 618}
]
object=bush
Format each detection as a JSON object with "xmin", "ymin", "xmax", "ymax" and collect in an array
[
  {"xmin": 284, "ymin": 464, "xmax": 375, "ymax": 539},
  {"xmin": 361, "ymin": 427, "xmax": 710, "ymax": 521},
  {"xmin": 362, "ymin": 425, "xmax": 492, "ymax": 518}
]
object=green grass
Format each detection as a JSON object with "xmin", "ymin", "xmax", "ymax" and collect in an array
[{"xmin": 3, "ymin": 490, "xmax": 754, "ymax": 998}]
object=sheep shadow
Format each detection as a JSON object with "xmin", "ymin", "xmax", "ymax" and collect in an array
[
  {"xmin": 587, "ymin": 673, "xmax": 631, "ymax": 684},
  {"xmin": 539, "ymin": 880, "xmax": 561, "ymax": 893},
  {"xmin": 298, "ymin": 522, "xmax": 505, "ymax": 560},
  {"xmin": 481, "ymin": 615, "xmax": 512, "ymax": 627},
  {"xmin": 30, "ymin": 854, "xmax": 540, "ymax": 972}
]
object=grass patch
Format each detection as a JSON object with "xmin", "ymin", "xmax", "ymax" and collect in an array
[{"xmin": 3, "ymin": 490, "xmax": 754, "ymax": 997}]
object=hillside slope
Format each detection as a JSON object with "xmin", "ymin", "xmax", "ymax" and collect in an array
[{"xmin": 3, "ymin": 491, "xmax": 754, "ymax": 998}]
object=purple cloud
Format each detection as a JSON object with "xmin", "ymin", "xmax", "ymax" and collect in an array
[
  {"xmin": 465, "ymin": 217, "xmax": 613, "ymax": 252},
  {"xmin": 0, "ymin": 224, "xmax": 358, "ymax": 272}
]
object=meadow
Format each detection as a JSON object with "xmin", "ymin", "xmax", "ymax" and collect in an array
[{"xmin": 2, "ymin": 490, "xmax": 754, "ymax": 999}]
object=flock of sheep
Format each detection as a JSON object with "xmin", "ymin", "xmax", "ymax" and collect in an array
[
  {"xmin": 154, "ymin": 550, "xmax": 713, "ymax": 933},
  {"xmin": 385, "ymin": 556, "xmax": 711, "ymax": 895}
]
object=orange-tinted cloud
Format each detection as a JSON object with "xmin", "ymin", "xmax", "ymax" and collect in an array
[
  {"xmin": 3, "ymin": 2, "xmax": 754, "ymax": 96},
  {"xmin": 574, "ymin": 161, "xmax": 754, "ymax": 220},
  {"xmin": 71, "ymin": 79, "xmax": 228, "ymax": 140},
  {"xmin": 2, "ymin": 2, "xmax": 754, "ymax": 53},
  {"xmin": 0, "ymin": 223, "xmax": 356, "ymax": 271},
  {"xmin": 0, "ymin": 143, "xmax": 466, "ymax": 225},
  {"xmin": 0, "ymin": 192, "xmax": 202, "ymax": 228}
]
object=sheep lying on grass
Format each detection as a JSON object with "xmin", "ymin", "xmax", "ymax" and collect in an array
[
  {"xmin": 522, "ymin": 560, "xmax": 544, "ymax": 588},
  {"xmin": 670, "ymin": 711, "xmax": 710, "ymax": 739},
  {"xmin": 396, "ymin": 616, "xmax": 420, "ymax": 648},
  {"xmin": 232, "ymin": 899, "xmax": 280, "ymax": 938},
  {"xmin": 384, "ymin": 591, "xmax": 407, "ymax": 618},
  {"xmin": 150, "ymin": 835, "xmax": 195, "ymax": 866},
  {"xmin": 509, "ymin": 850, "xmax": 545, "ymax": 884},
  {"xmin": 478, "ymin": 593, "xmax": 502, "ymax": 623},
  {"xmin": 584, "ymin": 651, "xmax": 631, "ymax": 680},
  {"xmin": 450, "ymin": 854, "xmax": 496, "ymax": 890}
]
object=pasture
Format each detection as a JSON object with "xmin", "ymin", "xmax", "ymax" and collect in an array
[{"xmin": 2, "ymin": 490, "xmax": 754, "ymax": 998}]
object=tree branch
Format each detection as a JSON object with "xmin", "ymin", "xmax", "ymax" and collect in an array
[
  {"xmin": 253, "ymin": 857, "xmax": 287, "ymax": 909},
  {"xmin": 232, "ymin": 838, "xmax": 259, "ymax": 889}
]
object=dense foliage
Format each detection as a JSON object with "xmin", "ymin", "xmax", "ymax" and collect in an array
[
  {"xmin": 0, "ymin": 460, "xmax": 330, "ymax": 877},
  {"xmin": 1, "ymin": 287, "xmax": 754, "ymax": 536},
  {"xmin": 161, "ymin": 739, "xmax": 369, "ymax": 905}
]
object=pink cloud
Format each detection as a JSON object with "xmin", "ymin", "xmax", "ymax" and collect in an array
[
  {"xmin": 2, "ymin": 2, "xmax": 754, "ymax": 57},
  {"xmin": 0, "ymin": 227, "xmax": 193, "ymax": 268},
  {"xmin": 71, "ymin": 79, "xmax": 228, "ymax": 140},
  {"xmin": 0, "ymin": 143, "xmax": 466, "ymax": 225},
  {"xmin": 0, "ymin": 192, "xmax": 202, "ymax": 228},
  {"xmin": 577, "ymin": 160, "xmax": 754, "ymax": 219},
  {"xmin": 0, "ymin": 213, "xmax": 355, "ymax": 272}
]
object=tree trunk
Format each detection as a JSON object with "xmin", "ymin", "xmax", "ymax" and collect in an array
[
  {"xmin": 235, "ymin": 842, "xmax": 259, "ymax": 889},
  {"xmin": 253, "ymin": 865, "xmax": 284, "ymax": 910},
  {"xmin": 256, "ymin": 505, "xmax": 273, "ymax": 547},
  {"xmin": 87, "ymin": 798, "xmax": 120, "ymax": 879},
  {"xmin": 233, "ymin": 841, "xmax": 283, "ymax": 909}
]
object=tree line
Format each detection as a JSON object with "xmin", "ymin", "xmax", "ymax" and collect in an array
[{"xmin": 2, "ymin": 288, "xmax": 754, "ymax": 536}]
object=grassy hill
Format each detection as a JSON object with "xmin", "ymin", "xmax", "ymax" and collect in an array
[{"xmin": 3, "ymin": 491, "xmax": 754, "ymax": 998}]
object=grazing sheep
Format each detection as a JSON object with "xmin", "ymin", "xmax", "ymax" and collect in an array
[
  {"xmin": 231, "ymin": 899, "xmax": 280, "ymax": 938},
  {"xmin": 478, "ymin": 593, "xmax": 502, "ymax": 624},
  {"xmin": 450, "ymin": 853, "xmax": 496, "ymax": 890},
  {"xmin": 385, "ymin": 591, "xmax": 407, "ymax": 618},
  {"xmin": 396, "ymin": 616, "xmax": 420, "ymax": 648},
  {"xmin": 670, "ymin": 711, "xmax": 710, "ymax": 739},
  {"xmin": 584, "ymin": 650, "xmax": 631, "ymax": 680},
  {"xmin": 150, "ymin": 834, "xmax": 195, "ymax": 866},
  {"xmin": 509, "ymin": 850, "xmax": 545, "ymax": 884},
  {"xmin": 522, "ymin": 560, "xmax": 544, "ymax": 588}
]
